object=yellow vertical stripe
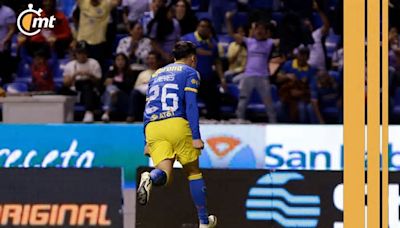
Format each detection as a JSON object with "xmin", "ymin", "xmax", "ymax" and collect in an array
[
  {"xmin": 344, "ymin": 0, "xmax": 365, "ymax": 227},
  {"xmin": 382, "ymin": 0, "xmax": 389, "ymax": 227},
  {"xmin": 367, "ymin": 0, "xmax": 381, "ymax": 225}
]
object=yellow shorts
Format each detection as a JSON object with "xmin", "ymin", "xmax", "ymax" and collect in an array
[{"xmin": 145, "ymin": 117, "xmax": 201, "ymax": 166}]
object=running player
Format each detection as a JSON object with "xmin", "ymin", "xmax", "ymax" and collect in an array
[{"xmin": 137, "ymin": 41, "xmax": 217, "ymax": 228}]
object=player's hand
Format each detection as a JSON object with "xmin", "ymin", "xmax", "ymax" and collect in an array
[{"xmin": 193, "ymin": 139, "xmax": 204, "ymax": 150}]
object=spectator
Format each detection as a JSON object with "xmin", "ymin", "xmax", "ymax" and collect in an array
[
  {"xmin": 309, "ymin": 71, "xmax": 341, "ymax": 124},
  {"xmin": 139, "ymin": 0, "xmax": 165, "ymax": 35},
  {"xmin": 74, "ymin": 0, "xmax": 121, "ymax": 68},
  {"xmin": 31, "ymin": 50, "xmax": 55, "ymax": 92},
  {"xmin": 331, "ymin": 50, "xmax": 343, "ymax": 71},
  {"xmin": 306, "ymin": 0, "xmax": 330, "ymax": 70},
  {"xmin": 225, "ymin": 16, "xmax": 248, "ymax": 82},
  {"xmin": 390, "ymin": 49, "xmax": 400, "ymax": 98},
  {"xmin": 227, "ymin": 13, "xmax": 277, "ymax": 123},
  {"xmin": 101, "ymin": 53, "xmax": 137, "ymax": 122},
  {"xmin": 25, "ymin": 0, "xmax": 72, "ymax": 58},
  {"xmin": 147, "ymin": 4, "xmax": 181, "ymax": 62},
  {"xmin": 126, "ymin": 51, "xmax": 161, "ymax": 122},
  {"xmin": 61, "ymin": 41, "xmax": 102, "ymax": 123},
  {"xmin": 181, "ymin": 18, "xmax": 226, "ymax": 120},
  {"xmin": 389, "ymin": 27, "xmax": 400, "ymax": 68},
  {"xmin": 122, "ymin": 0, "xmax": 150, "ymax": 26},
  {"xmin": 277, "ymin": 46, "xmax": 318, "ymax": 123},
  {"xmin": 0, "ymin": 2, "xmax": 15, "ymax": 85},
  {"xmin": 116, "ymin": 21, "xmax": 152, "ymax": 65},
  {"xmin": 175, "ymin": 0, "xmax": 197, "ymax": 36},
  {"xmin": 390, "ymin": 26, "xmax": 400, "ymax": 50}
]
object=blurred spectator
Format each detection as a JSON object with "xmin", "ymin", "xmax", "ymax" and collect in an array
[
  {"xmin": 175, "ymin": 0, "xmax": 198, "ymax": 36},
  {"xmin": 147, "ymin": 4, "xmax": 181, "ymax": 62},
  {"xmin": 227, "ymin": 17, "xmax": 277, "ymax": 123},
  {"xmin": 181, "ymin": 18, "xmax": 226, "ymax": 120},
  {"xmin": 277, "ymin": 46, "xmax": 317, "ymax": 123},
  {"xmin": 31, "ymin": 50, "xmax": 55, "ymax": 92},
  {"xmin": 101, "ymin": 53, "xmax": 137, "ymax": 122},
  {"xmin": 0, "ymin": 2, "xmax": 15, "ymax": 85},
  {"xmin": 74, "ymin": 0, "xmax": 120, "ymax": 68},
  {"xmin": 389, "ymin": 27, "xmax": 400, "ymax": 68},
  {"xmin": 122, "ymin": 0, "xmax": 150, "ymax": 26},
  {"xmin": 225, "ymin": 16, "xmax": 248, "ymax": 82},
  {"xmin": 309, "ymin": 71, "xmax": 341, "ymax": 123},
  {"xmin": 139, "ymin": 0, "xmax": 165, "ymax": 35},
  {"xmin": 126, "ymin": 51, "xmax": 161, "ymax": 122},
  {"xmin": 390, "ymin": 49, "xmax": 400, "ymax": 98},
  {"xmin": 306, "ymin": 0, "xmax": 330, "ymax": 70},
  {"xmin": 116, "ymin": 21, "xmax": 152, "ymax": 65},
  {"xmin": 61, "ymin": 41, "xmax": 102, "ymax": 123},
  {"xmin": 331, "ymin": 45, "xmax": 343, "ymax": 70},
  {"xmin": 390, "ymin": 27, "xmax": 400, "ymax": 49},
  {"xmin": 24, "ymin": 0, "xmax": 72, "ymax": 59}
]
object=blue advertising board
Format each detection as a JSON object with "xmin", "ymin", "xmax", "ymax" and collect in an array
[{"xmin": 0, "ymin": 124, "xmax": 147, "ymax": 188}]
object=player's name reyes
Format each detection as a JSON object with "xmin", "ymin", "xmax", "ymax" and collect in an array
[{"xmin": 152, "ymin": 66, "xmax": 184, "ymax": 78}]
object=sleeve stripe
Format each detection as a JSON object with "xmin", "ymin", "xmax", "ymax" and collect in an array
[{"xmin": 185, "ymin": 87, "xmax": 198, "ymax": 93}]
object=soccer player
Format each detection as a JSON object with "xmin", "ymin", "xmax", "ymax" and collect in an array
[{"xmin": 137, "ymin": 41, "xmax": 217, "ymax": 228}]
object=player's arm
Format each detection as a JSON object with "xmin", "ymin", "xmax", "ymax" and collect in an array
[{"xmin": 185, "ymin": 72, "xmax": 203, "ymax": 149}]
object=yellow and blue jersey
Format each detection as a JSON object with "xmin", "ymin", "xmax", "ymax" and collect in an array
[{"xmin": 144, "ymin": 62, "xmax": 201, "ymax": 138}]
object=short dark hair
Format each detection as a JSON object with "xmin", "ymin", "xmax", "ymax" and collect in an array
[
  {"xmin": 75, "ymin": 41, "xmax": 88, "ymax": 54},
  {"xmin": 298, "ymin": 46, "xmax": 310, "ymax": 56},
  {"xmin": 172, "ymin": 41, "xmax": 196, "ymax": 60}
]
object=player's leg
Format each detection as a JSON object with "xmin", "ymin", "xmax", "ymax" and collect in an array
[
  {"xmin": 138, "ymin": 121, "xmax": 176, "ymax": 206},
  {"xmin": 137, "ymin": 158, "xmax": 174, "ymax": 206},
  {"xmin": 183, "ymin": 160, "xmax": 217, "ymax": 228}
]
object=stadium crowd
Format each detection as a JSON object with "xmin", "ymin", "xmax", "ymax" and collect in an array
[{"xmin": 0, "ymin": 0, "xmax": 398, "ymax": 124}]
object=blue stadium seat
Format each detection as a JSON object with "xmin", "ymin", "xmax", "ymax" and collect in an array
[
  {"xmin": 195, "ymin": 12, "xmax": 211, "ymax": 20},
  {"xmin": 220, "ymin": 83, "xmax": 240, "ymax": 114},
  {"xmin": 312, "ymin": 12, "xmax": 323, "ymax": 29},
  {"xmin": 328, "ymin": 70, "xmax": 341, "ymax": 83},
  {"xmin": 271, "ymin": 12, "xmax": 284, "ymax": 24},
  {"xmin": 191, "ymin": 0, "xmax": 201, "ymax": 11},
  {"xmin": 15, "ymin": 61, "xmax": 32, "ymax": 84},
  {"xmin": 325, "ymin": 32, "xmax": 341, "ymax": 58},
  {"xmin": 249, "ymin": 0, "xmax": 274, "ymax": 10},
  {"xmin": 113, "ymin": 34, "xmax": 128, "ymax": 55},
  {"xmin": 4, "ymin": 82, "xmax": 28, "ymax": 93},
  {"xmin": 232, "ymin": 13, "xmax": 249, "ymax": 30}
]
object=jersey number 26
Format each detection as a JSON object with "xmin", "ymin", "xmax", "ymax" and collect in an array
[{"xmin": 145, "ymin": 83, "xmax": 179, "ymax": 114}]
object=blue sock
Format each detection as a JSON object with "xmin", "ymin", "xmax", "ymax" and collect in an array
[
  {"xmin": 189, "ymin": 174, "xmax": 209, "ymax": 224},
  {"xmin": 149, "ymin": 169, "xmax": 167, "ymax": 186}
]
